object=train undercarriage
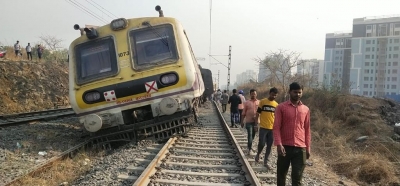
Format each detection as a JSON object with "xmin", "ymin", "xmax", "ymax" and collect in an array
[{"xmin": 82, "ymin": 98, "xmax": 201, "ymax": 146}]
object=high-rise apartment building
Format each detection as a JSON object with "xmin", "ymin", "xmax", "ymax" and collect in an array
[
  {"xmin": 323, "ymin": 32, "xmax": 352, "ymax": 91},
  {"xmin": 236, "ymin": 70, "xmax": 257, "ymax": 86},
  {"xmin": 297, "ymin": 59, "xmax": 325, "ymax": 88},
  {"xmin": 258, "ymin": 63, "xmax": 271, "ymax": 83},
  {"xmin": 350, "ymin": 15, "xmax": 400, "ymax": 98}
]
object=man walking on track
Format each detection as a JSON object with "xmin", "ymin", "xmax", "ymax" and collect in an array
[
  {"xmin": 238, "ymin": 90, "xmax": 246, "ymax": 123},
  {"xmin": 215, "ymin": 89, "xmax": 222, "ymax": 106},
  {"xmin": 240, "ymin": 89, "xmax": 259, "ymax": 155},
  {"xmin": 221, "ymin": 90, "xmax": 229, "ymax": 113},
  {"xmin": 273, "ymin": 82, "xmax": 311, "ymax": 186},
  {"xmin": 255, "ymin": 87, "xmax": 278, "ymax": 169},
  {"xmin": 228, "ymin": 89, "xmax": 241, "ymax": 128}
]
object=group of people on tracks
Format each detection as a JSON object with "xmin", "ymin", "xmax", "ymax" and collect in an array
[{"xmin": 213, "ymin": 82, "xmax": 311, "ymax": 186}]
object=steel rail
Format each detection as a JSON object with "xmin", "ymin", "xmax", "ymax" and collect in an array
[
  {"xmin": 4, "ymin": 140, "xmax": 90, "ymax": 186},
  {"xmin": 0, "ymin": 108, "xmax": 72, "ymax": 119},
  {"xmin": 132, "ymin": 137, "xmax": 177, "ymax": 186},
  {"xmin": 213, "ymin": 101, "xmax": 261, "ymax": 186},
  {"xmin": 132, "ymin": 101, "xmax": 261, "ymax": 186},
  {"xmin": 0, "ymin": 108, "xmax": 75, "ymax": 127},
  {"xmin": 4, "ymin": 126, "xmax": 140, "ymax": 186}
]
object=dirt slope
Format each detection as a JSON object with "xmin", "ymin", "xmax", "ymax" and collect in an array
[{"xmin": 0, "ymin": 60, "xmax": 69, "ymax": 114}]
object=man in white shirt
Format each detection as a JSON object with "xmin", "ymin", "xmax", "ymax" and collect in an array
[
  {"xmin": 26, "ymin": 43, "xmax": 32, "ymax": 60},
  {"xmin": 14, "ymin": 41, "xmax": 21, "ymax": 57}
]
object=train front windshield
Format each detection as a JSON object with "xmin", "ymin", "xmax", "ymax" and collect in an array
[
  {"xmin": 75, "ymin": 37, "xmax": 118, "ymax": 85},
  {"xmin": 130, "ymin": 24, "xmax": 178, "ymax": 66}
]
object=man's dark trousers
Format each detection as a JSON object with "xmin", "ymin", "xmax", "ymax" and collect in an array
[{"xmin": 277, "ymin": 145, "xmax": 306, "ymax": 186}]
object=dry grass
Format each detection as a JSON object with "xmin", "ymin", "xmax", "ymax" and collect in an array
[
  {"xmin": 9, "ymin": 152, "xmax": 92, "ymax": 186},
  {"xmin": 237, "ymin": 82, "xmax": 400, "ymax": 184},
  {"xmin": 302, "ymin": 89, "xmax": 400, "ymax": 185},
  {"xmin": 237, "ymin": 81, "xmax": 279, "ymax": 100},
  {"xmin": 332, "ymin": 154, "xmax": 397, "ymax": 184}
]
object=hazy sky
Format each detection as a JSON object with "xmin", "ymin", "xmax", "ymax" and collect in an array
[{"xmin": 1, "ymin": 0, "xmax": 400, "ymax": 87}]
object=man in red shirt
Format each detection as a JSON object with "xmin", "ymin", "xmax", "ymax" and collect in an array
[{"xmin": 273, "ymin": 82, "xmax": 311, "ymax": 186}]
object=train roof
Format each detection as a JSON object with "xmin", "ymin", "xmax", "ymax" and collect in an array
[{"xmin": 70, "ymin": 6, "xmax": 181, "ymax": 46}]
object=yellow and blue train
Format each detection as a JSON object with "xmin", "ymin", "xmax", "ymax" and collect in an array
[{"xmin": 68, "ymin": 6, "xmax": 211, "ymax": 140}]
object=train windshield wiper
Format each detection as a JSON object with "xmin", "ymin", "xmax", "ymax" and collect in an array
[{"xmin": 142, "ymin": 22, "xmax": 169, "ymax": 47}]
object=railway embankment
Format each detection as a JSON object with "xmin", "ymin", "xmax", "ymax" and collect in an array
[
  {"xmin": 0, "ymin": 60, "xmax": 69, "ymax": 115},
  {"xmin": 239, "ymin": 83, "xmax": 400, "ymax": 185}
]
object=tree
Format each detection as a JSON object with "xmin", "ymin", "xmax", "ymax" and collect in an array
[
  {"xmin": 39, "ymin": 35, "xmax": 63, "ymax": 51},
  {"xmin": 38, "ymin": 35, "xmax": 66, "ymax": 62},
  {"xmin": 254, "ymin": 49, "xmax": 304, "ymax": 100},
  {"xmin": 292, "ymin": 72, "xmax": 317, "ymax": 89}
]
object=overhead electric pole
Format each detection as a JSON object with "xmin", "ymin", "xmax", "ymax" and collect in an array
[
  {"xmin": 227, "ymin": 45, "xmax": 231, "ymax": 91},
  {"xmin": 217, "ymin": 70, "xmax": 220, "ymax": 90},
  {"xmin": 209, "ymin": 45, "xmax": 232, "ymax": 92}
]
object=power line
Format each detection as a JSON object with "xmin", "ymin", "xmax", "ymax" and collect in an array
[
  {"xmin": 66, "ymin": 0, "xmax": 107, "ymax": 24},
  {"xmin": 209, "ymin": 0, "xmax": 212, "ymax": 69},
  {"xmin": 209, "ymin": 55, "xmax": 227, "ymax": 68},
  {"xmin": 72, "ymin": 0, "xmax": 109, "ymax": 23},
  {"xmin": 67, "ymin": 0, "xmax": 108, "ymax": 24},
  {"xmin": 86, "ymin": 0, "xmax": 119, "ymax": 19}
]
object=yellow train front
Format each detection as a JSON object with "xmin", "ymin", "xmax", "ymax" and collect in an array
[{"xmin": 68, "ymin": 7, "xmax": 204, "ymax": 140}]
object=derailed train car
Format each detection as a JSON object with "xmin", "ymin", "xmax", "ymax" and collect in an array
[
  {"xmin": 199, "ymin": 65, "xmax": 214, "ymax": 103},
  {"xmin": 68, "ymin": 6, "xmax": 207, "ymax": 140}
]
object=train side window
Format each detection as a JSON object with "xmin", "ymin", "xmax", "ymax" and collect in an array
[
  {"xmin": 129, "ymin": 24, "xmax": 178, "ymax": 68},
  {"xmin": 75, "ymin": 37, "xmax": 118, "ymax": 85}
]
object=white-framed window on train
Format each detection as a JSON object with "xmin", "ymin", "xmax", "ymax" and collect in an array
[
  {"xmin": 75, "ymin": 37, "xmax": 118, "ymax": 85},
  {"xmin": 129, "ymin": 24, "xmax": 178, "ymax": 68}
]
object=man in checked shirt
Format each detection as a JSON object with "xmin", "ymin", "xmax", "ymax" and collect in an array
[
  {"xmin": 240, "ymin": 89, "xmax": 260, "ymax": 155},
  {"xmin": 273, "ymin": 82, "xmax": 311, "ymax": 186}
]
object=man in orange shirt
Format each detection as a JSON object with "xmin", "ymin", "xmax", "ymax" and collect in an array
[
  {"xmin": 273, "ymin": 82, "xmax": 311, "ymax": 186},
  {"xmin": 240, "ymin": 89, "xmax": 259, "ymax": 155}
]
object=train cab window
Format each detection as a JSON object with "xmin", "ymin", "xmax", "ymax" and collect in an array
[
  {"xmin": 75, "ymin": 37, "xmax": 118, "ymax": 85},
  {"xmin": 129, "ymin": 24, "xmax": 178, "ymax": 67}
]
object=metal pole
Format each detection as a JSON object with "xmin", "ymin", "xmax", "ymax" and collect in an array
[
  {"xmin": 217, "ymin": 70, "xmax": 220, "ymax": 90},
  {"xmin": 227, "ymin": 45, "xmax": 231, "ymax": 91}
]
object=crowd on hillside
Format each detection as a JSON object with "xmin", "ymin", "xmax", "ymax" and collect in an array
[{"xmin": 11, "ymin": 40, "xmax": 44, "ymax": 61}]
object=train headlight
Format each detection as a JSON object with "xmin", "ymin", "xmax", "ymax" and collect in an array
[
  {"xmin": 160, "ymin": 73, "xmax": 178, "ymax": 85},
  {"xmin": 159, "ymin": 97, "xmax": 178, "ymax": 115},
  {"xmin": 110, "ymin": 18, "xmax": 128, "ymax": 31},
  {"xmin": 84, "ymin": 91, "xmax": 101, "ymax": 102}
]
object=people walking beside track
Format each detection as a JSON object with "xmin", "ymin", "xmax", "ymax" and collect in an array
[
  {"xmin": 273, "ymin": 82, "xmax": 311, "ymax": 186},
  {"xmin": 215, "ymin": 89, "xmax": 222, "ymax": 106},
  {"xmin": 240, "ymin": 89, "xmax": 259, "ymax": 155},
  {"xmin": 238, "ymin": 90, "xmax": 246, "ymax": 124},
  {"xmin": 221, "ymin": 90, "xmax": 229, "ymax": 113},
  {"xmin": 254, "ymin": 87, "xmax": 279, "ymax": 169},
  {"xmin": 228, "ymin": 89, "xmax": 241, "ymax": 128},
  {"xmin": 26, "ymin": 43, "xmax": 32, "ymax": 60}
]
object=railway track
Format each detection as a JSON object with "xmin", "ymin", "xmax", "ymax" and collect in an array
[
  {"xmin": 231, "ymin": 128, "xmax": 276, "ymax": 185},
  {"xmin": 0, "ymin": 108, "xmax": 75, "ymax": 127},
  {"xmin": 4, "ymin": 126, "xmax": 137, "ymax": 186},
  {"xmin": 5, "ymin": 102, "xmax": 276, "ymax": 186},
  {"xmin": 129, "ymin": 102, "xmax": 265, "ymax": 186}
]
